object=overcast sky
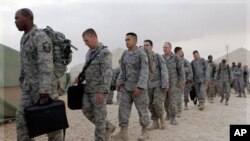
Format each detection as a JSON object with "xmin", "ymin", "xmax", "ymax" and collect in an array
[{"xmin": 0, "ymin": 0, "xmax": 249, "ymax": 68}]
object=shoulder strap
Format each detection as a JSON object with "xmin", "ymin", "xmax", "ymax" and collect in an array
[{"xmin": 78, "ymin": 48, "xmax": 103, "ymax": 84}]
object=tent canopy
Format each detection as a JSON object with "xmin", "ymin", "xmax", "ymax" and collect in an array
[{"xmin": 0, "ymin": 43, "xmax": 20, "ymax": 87}]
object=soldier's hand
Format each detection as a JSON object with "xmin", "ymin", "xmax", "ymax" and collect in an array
[
  {"xmin": 116, "ymin": 85, "xmax": 123, "ymax": 92},
  {"xmin": 39, "ymin": 93, "xmax": 49, "ymax": 99},
  {"xmin": 72, "ymin": 77, "xmax": 78, "ymax": 85},
  {"xmin": 179, "ymin": 85, "xmax": 184, "ymax": 91},
  {"xmin": 205, "ymin": 80, "xmax": 210, "ymax": 87},
  {"xmin": 186, "ymin": 80, "xmax": 191, "ymax": 84},
  {"xmin": 97, "ymin": 91, "xmax": 105, "ymax": 104},
  {"xmin": 162, "ymin": 88, "xmax": 168, "ymax": 94},
  {"xmin": 133, "ymin": 87, "xmax": 142, "ymax": 97}
]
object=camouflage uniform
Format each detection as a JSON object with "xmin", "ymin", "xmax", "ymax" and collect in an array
[
  {"xmin": 162, "ymin": 53, "xmax": 185, "ymax": 120},
  {"xmin": 107, "ymin": 69, "xmax": 116, "ymax": 104},
  {"xmin": 191, "ymin": 58, "xmax": 209, "ymax": 104},
  {"xmin": 243, "ymin": 66, "xmax": 249, "ymax": 89},
  {"xmin": 182, "ymin": 58, "xmax": 193, "ymax": 105},
  {"xmin": 216, "ymin": 63, "xmax": 231, "ymax": 103},
  {"xmin": 230, "ymin": 66, "xmax": 237, "ymax": 92},
  {"xmin": 16, "ymin": 25, "xmax": 63, "ymax": 141},
  {"xmin": 116, "ymin": 47, "xmax": 150, "ymax": 128},
  {"xmin": 207, "ymin": 61, "xmax": 217, "ymax": 102},
  {"xmin": 234, "ymin": 67, "xmax": 245, "ymax": 94},
  {"xmin": 82, "ymin": 44, "xmax": 114, "ymax": 141},
  {"xmin": 147, "ymin": 52, "xmax": 169, "ymax": 121}
]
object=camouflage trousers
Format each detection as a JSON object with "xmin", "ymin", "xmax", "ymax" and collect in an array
[
  {"xmin": 119, "ymin": 89, "xmax": 150, "ymax": 127},
  {"xmin": 116, "ymin": 91, "xmax": 121, "ymax": 103},
  {"xmin": 217, "ymin": 81, "xmax": 230, "ymax": 100},
  {"xmin": 16, "ymin": 91, "xmax": 63, "ymax": 141},
  {"xmin": 148, "ymin": 87, "xmax": 165, "ymax": 120},
  {"xmin": 235, "ymin": 79, "xmax": 245, "ymax": 93},
  {"xmin": 206, "ymin": 80, "xmax": 216, "ymax": 100},
  {"xmin": 107, "ymin": 90, "xmax": 114, "ymax": 104},
  {"xmin": 82, "ymin": 92, "xmax": 114, "ymax": 141},
  {"xmin": 184, "ymin": 82, "xmax": 192, "ymax": 103},
  {"xmin": 194, "ymin": 82, "xmax": 207, "ymax": 103},
  {"xmin": 177, "ymin": 89, "xmax": 183, "ymax": 113},
  {"xmin": 164, "ymin": 85, "xmax": 179, "ymax": 117}
]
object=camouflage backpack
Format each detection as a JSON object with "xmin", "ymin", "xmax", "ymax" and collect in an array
[{"xmin": 43, "ymin": 26, "xmax": 77, "ymax": 78}]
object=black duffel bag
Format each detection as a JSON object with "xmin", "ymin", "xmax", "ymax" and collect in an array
[
  {"xmin": 67, "ymin": 84, "xmax": 85, "ymax": 110},
  {"xmin": 189, "ymin": 86, "xmax": 196, "ymax": 101},
  {"xmin": 24, "ymin": 98, "xmax": 69, "ymax": 138}
]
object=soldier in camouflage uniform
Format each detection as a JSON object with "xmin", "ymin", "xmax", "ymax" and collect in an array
[
  {"xmin": 216, "ymin": 59, "xmax": 231, "ymax": 105},
  {"xmin": 191, "ymin": 50, "xmax": 209, "ymax": 111},
  {"xmin": 15, "ymin": 8, "xmax": 63, "ymax": 141},
  {"xmin": 234, "ymin": 62, "xmax": 246, "ymax": 97},
  {"xmin": 230, "ymin": 62, "xmax": 237, "ymax": 93},
  {"xmin": 243, "ymin": 65, "xmax": 249, "ymax": 94},
  {"xmin": 162, "ymin": 42, "xmax": 185, "ymax": 125},
  {"xmin": 107, "ymin": 69, "xmax": 116, "ymax": 104},
  {"xmin": 143, "ymin": 40, "xmax": 169, "ymax": 130},
  {"xmin": 115, "ymin": 33, "xmax": 150, "ymax": 141},
  {"xmin": 74, "ymin": 28, "xmax": 116, "ymax": 141},
  {"xmin": 206, "ymin": 55, "xmax": 217, "ymax": 103},
  {"xmin": 174, "ymin": 47, "xmax": 193, "ymax": 111}
]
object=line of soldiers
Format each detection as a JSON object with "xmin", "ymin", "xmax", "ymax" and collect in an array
[
  {"xmin": 15, "ymin": 8, "xmax": 249, "ymax": 141},
  {"xmin": 112, "ymin": 36, "xmax": 249, "ymax": 140}
]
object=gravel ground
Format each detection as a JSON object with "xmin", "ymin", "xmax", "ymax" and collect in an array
[{"xmin": 1, "ymin": 92, "xmax": 250, "ymax": 141}]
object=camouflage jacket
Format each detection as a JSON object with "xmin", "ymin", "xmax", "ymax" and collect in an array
[
  {"xmin": 208, "ymin": 61, "xmax": 217, "ymax": 80},
  {"xmin": 147, "ymin": 52, "xmax": 169, "ymax": 89},
  {"xmin": 181, "ymin": 58, "xmax": 193, "ymax": 82},
  {"xmin": 191, "ymin": 58, "xmax": 210, "ymax": 83},
  {"xmin": 19, "ymin": 25, "xmax": 55, "ymax": 95},
  {"xmin": 162, "ymin": 53, "xmax": 185, "ymax": 87},
  {"xmin": 117, "ymin": 47, "xmax": 149, "ymax": 91},
  {"xmin": 84, "ymin": 44, "xmax": 113, "ymax": 94},
  {"xmin": 216, "ymin": 63, "xmax": 231, "ymax": 82}
]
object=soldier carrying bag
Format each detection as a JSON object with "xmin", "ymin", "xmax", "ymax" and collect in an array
[
  {"xmin": 24, "ymin": 98, "xmax": 69, "ymax": 139},
  {"xmin": 190, "ymin": 86, "xmax": 197, "ymax": 105},
  {"xmin": 67, "ymin": 47, "xmax": 103, "ymax": 110}
]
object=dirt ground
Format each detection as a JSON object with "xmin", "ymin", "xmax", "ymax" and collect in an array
[{"xmin": 1, "ymin": 92, "xmax": 250, "ymax": 141}]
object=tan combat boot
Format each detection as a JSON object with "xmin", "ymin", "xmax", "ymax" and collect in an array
[
  {"xmin": 170, "ymin": 116, "xmax": 177, "ymax": 125},
  {"xmin": 105, "ymin": 124, "xmax": 116, "ymax": 141},
  {"xmin": 237, "ymin": 93, "xmax": 242, "ymax": 97},
  {"xmin": 198, "ymin": 102, "xmax": 205, "ymax": 111},
  {"xmin": 243, "ymin": 93, "xmax": 246, "ymax": 98},
  {"xmin": 220, "ymin": 94, "xmax": 224, "ymax": 103},
  {"xmin": 160, "ymin": 115, "xmax": 166, "ymax": 130},
  {"xmin": 114, "ymin": 126, "xmax": 129, "ymax": 141},
  {"xmin": 165, "ymin": 113, "xmax": 170, "ymax": 121},
  {"xmin": 138, "ymin": 126, "xmax": 149, "ymax": 141},
  {"xmin": 184, "ymin": 102, "xmax": 188, "ymax": 110},
  {"xmin": 210, "ymin": 98, "xmax": 214, "ymax": 103},
  {"xmin": 225, "ymin": 99, "xmax": 229, "ymax": 106},
  {"xmin": 148, "ymin": 120, "xmax": 159, "ymax": 131}
]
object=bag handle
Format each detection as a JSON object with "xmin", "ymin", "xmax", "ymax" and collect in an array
[{"xmin": 35, "ymin": 97, "xmax": 54, "ymax": 106}]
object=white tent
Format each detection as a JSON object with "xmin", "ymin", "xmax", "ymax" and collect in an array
[{"xmin": 214, "ymin": 48, "xmax": 250, "ymax": 66}]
